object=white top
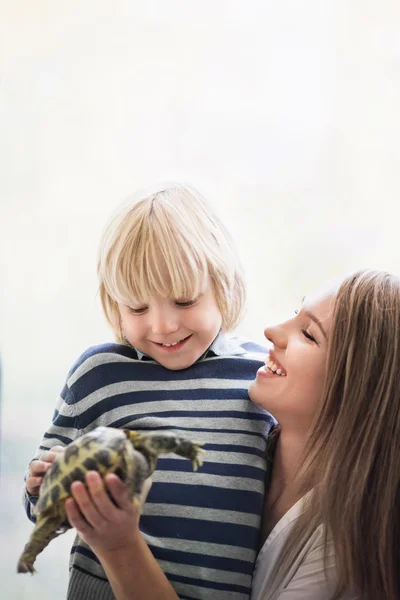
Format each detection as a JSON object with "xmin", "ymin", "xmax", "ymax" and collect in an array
[{"xmin": 251, "ymin": 496, "xmax": 359, "ymax": 600}]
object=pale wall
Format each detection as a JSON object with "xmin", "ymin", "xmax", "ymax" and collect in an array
[{"xmin": 1, "ymin": 1, "xmax": 400, "ymax": 598}]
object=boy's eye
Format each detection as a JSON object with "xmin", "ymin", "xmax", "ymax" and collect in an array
[
  {"xmin": 128, "ymin": 306, "xmax": 148, "ymax": 314},
  {"xmin": 175, "ymin": 298, "xmax": 198, "ymax": 308},
  {"xmin": 302, "ymin": 329, "xmax": 316, "ymax": 343}
]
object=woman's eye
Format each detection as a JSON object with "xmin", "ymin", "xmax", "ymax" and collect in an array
[
  {"xmin": 302, "ymin": 329, "xmax": 316, "ymax": 343},
  {"xmin": 128, "ymin": 306, "xmax": 148, "ymax": 314}
]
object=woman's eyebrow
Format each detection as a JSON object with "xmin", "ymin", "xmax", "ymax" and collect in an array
[{"xmin": 304, "ymin": 310, "xmax": 327, "ymax": 339}]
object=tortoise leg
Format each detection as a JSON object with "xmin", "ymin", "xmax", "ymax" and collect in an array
[
  {"xmin": 17, "ymin": 516, "xmax": 67, "ymax": 574},
  {"xmin": 155, "ymin": 437, "xmax": 205, "ymax": 471},
  {"xmin": 124, "ymin": 450, "xmax": 150, "ymax": 508}
]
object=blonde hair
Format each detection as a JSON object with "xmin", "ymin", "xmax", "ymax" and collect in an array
[
  {"xmin": 267, "ymin": 269, "xmax": 400, "ymax": 600},
  {"xmin": 98, "ymin": 184, "xmax": 246, "ymax": 342}
]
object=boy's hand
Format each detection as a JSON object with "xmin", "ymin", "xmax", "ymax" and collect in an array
[
  {"xmin": 25, "ymin": 446, "xmax": 65, "ymax": 496},
  {"xmin": 65, "ymin": 471, "xmax": 152, "ymax": 556}
]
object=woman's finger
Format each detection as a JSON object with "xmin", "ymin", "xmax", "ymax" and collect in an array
[
  {"xmin": 104, "ymin": 474, "xmax": 134, "ymax": 511},
  {"xmin": 84, "ymin": 471, "xmax": 122, "ymax": 518},
  {"xmin": 104, "ymin": 474, "xmax": 152, "ymax": 511},
  {"xmin": 139, "ymin": 477, "xmax": 153, "ymax": 505},
  {"xmin": 65, "ymin": 498, "xmax": 92, "ymax": 535},
  {"xmin": 70, "ymin": 480, "xmax": 106, "ymax": 528}
]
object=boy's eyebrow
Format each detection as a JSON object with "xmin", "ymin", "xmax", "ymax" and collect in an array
[
  {"xmin": 304, "ymin": 310, "xmax": 327, "ymax": 339},
  {"xmin": 175, "ymin": 291, "xmax": 205, "ymax": 300}
]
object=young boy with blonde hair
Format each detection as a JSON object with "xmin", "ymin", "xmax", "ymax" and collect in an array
[{"xmin": 24, "ymin": 184, "xmax": 273, "ymax": 600}]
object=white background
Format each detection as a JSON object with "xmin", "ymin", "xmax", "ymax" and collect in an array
[{"xmin": 1, "ymin": 1, "xmax": 400, "ymax": 598}]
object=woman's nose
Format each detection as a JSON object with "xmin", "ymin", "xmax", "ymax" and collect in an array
[{"xmin": 264, "ymin": 324, "xmax": 287, "ymax": 349}]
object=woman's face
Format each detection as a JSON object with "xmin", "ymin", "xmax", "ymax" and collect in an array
[{"xmin": 249, "ymin": 284, "xmax": 337, "ymax": 431}]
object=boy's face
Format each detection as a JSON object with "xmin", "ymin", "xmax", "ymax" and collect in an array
[{"xmin": 118, "ymin": 281, "xmax": 223, "ymax": 370}]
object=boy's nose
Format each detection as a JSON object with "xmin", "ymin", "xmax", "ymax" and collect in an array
[{"xmin": 151, "ymin": 308, "xmax": 180, "ymax": 336}]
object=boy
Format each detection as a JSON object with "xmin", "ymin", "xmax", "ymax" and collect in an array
[{"xmin": 24, "ymin": 184, "xmax": 273, "ymax": 600}]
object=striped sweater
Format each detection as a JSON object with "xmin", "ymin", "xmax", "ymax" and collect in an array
[{"xmin": 24, "ymin": 334, "xmax": 274, "ymax": 600}]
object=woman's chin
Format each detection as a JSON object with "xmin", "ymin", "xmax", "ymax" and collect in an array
[{"xmin": 249, "ymin": 381, "xmax": 271, "ymax": 410}]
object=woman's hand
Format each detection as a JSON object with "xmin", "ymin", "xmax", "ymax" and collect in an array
[
  {"xmin": 65, "ymin": 471, "xmax": 152, "ymax": 556},
  {"xmin": 66, "ymin": 471, "xmax": 178, "ymax": 600}
]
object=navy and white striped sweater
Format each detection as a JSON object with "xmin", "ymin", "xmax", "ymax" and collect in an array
[{"xmin": 24, "ymin": 334, "xmax": 274, "ymax": 600}]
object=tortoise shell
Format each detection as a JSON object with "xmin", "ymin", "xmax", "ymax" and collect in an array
[
  {"xmin": 17, "ymin": 426, "xmax": 204, "ymax": 574},
  {"xmin": 35, "ymin": 427, "xmax": 143, "ymax": 517}
]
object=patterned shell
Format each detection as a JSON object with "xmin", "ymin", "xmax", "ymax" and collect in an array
[{"xmin": 35, "ymin": 427, "xmax": 130, "ymax": 516}]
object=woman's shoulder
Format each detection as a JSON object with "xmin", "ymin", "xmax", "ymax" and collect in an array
[{"xmin": 253, "ymin": 518, "xmax": 335, "ymax": 600}]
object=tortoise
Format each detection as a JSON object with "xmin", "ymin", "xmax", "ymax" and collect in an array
[{"xmin": 17, "ymin": 426, "xmax": 204, "ymax": 574}]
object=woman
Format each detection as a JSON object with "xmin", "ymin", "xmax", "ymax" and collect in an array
[
  {"xmin": 66, "ymin": 270, "xmax": 400, "ymax": 600},
  {"xmin": 250, "ymin": 269, "xmax": 400, "ymax": 600}
]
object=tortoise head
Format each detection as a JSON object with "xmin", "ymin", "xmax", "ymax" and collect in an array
[{"xmin": 123, "ymin": 429, "xmax": 142, "ymax": 446}]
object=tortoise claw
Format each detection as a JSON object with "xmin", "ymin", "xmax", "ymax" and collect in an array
[
  {"xmin": 191, "ymin": 443, "xmax": 206, "ymax": 471},
  {"xmin": 17, "ymin": 560, "xmax": 35, "ymax": 574}
]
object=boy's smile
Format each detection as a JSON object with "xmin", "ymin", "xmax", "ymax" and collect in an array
[
  {"xmin": 151, "ymin": 334, "xmax": 192, "ymax": 351},
  {"xmin": 118, "ymin": 281, "xmax": 222, "ymax": 370}
]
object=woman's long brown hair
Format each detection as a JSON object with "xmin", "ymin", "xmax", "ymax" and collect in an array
[{"xmin": 267, "ymin": 270, "xmax": 400, "ymax": 599}]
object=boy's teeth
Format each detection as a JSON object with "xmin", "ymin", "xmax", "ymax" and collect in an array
[{"xmin": 162, "ymin": 341, "xmax": 179, "ymax": 347}]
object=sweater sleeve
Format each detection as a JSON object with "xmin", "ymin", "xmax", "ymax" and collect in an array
[{"xmin": 22, "ymin": 383, "xmax": 81, "ymax": 523}]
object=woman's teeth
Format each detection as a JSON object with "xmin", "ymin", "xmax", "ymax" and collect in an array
[{"xmin": 266, "ymin": 359, "xmax": 286, "ymax": 376}]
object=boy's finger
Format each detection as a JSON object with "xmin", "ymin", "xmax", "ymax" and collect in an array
[
  {"xmin": 39, "ymin": 450, "xmax": 61, "ymax": 463},
  {"xmin": 29, "ymin": 460, "xmax": 52, "ymax": 476},
  {"xmin": 25, "ymin": 477, "xmax": 42, "ymax": 495},
  {"xmin": 26, "ymin": 476, "xmax": 43, "ymax": 488}
]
